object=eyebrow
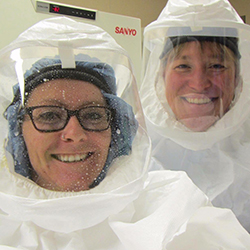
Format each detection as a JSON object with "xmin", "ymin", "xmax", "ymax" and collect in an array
[{"xmin": 34, "ymin": 99, "xmax": 106, "ymax": 108}]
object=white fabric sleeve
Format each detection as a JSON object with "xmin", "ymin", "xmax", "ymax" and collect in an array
[{"xmin": 165, "ymin": 206, "xmax": 250, "ymax": 249}]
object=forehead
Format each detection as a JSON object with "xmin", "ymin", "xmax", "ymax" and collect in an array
[
  {"xmin": 26, "ymin": 79, "xmax": 106, "ymax": 108},
  {"xmin": 171, "ymin": 41, "xmax": 233, "ymax": 60},
  {"xmin": 177, "ymin": 41, "xmax": 216, "ymax": 56}
]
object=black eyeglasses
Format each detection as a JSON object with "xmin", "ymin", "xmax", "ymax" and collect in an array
[{"xmin": 24, "ymin": 105, "xmax": 112, "ymax": 133}]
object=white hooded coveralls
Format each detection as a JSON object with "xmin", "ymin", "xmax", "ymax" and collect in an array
[
  {"xmin": 0, "ymin": 16, "xmax": 249, "ymax": 249},
  {"xmin": 140, "ymin": 0, "xmax": 250, "ymax": 232}
]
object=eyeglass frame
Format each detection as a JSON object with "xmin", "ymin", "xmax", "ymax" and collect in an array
[{"xmin": 24, "ymin": 105, "xmax": 112, "ymax": 133}]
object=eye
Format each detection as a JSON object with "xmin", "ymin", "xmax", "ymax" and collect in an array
[
  {"xmin": 37, "ymin": 112, "xmax": 62, "ymax": 123},
  {"xmin": 178, "ymin": 64, "xmax": 189, "ymax": 68},
  {"xmin": 174, "ymin": 64, "xmax": 191, "ymax": 71},
  {"xmin": 80, "ymin": 108, "xmax": 109, "ymax": 125},
  {"xmin": 83, "ymin": 112, "xmax": 108, "ymax": 125},
  {"xmin": 33, "ymin": 108, "xmax": 65, "ymax": 124},
  {"xmin": 209, "ymin": 64, "xmax": 226, "ymax": 70},
  {"xmin": 85, "ymin": 112, "xmax": 103, "ymax": 120}
]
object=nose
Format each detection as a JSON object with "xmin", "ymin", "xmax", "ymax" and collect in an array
[
  {"xmin": 188, "ymin": 67, "xmax": 211, "ymax": 91},
  {"xmin": 61, "ymin": 116, "xmax": 88, "ymax": 142}
]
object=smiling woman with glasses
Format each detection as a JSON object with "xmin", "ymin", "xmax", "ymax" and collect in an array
[{"xmin": 5, "ymin": 58, "xmax": 138, "ymax": 192}]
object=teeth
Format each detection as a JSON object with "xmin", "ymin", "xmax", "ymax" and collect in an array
[
  {"xmin": 55, "ymin": 154, "xmax": 90, "ymax": 163},
  {"xmin": 185, "ymin": 97, "xmax": 211, "ymax": 104}
]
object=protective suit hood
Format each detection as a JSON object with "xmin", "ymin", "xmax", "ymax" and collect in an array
[
  {"xmin": 140, "ymin": 0, "xmax": 250, "ymax": 233},
  {"xmin": 141, "ymin": 0, "xmax": 250, "ymax": 150},
  {"xmin": 147, "ymin": 0, "xmax": 242, "ymax": 33},
  {"xmin": 0, "ymin": 17, "xmax": 150, "ymax": 233}
]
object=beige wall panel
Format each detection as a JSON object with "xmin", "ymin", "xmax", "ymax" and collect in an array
[{"xmin": 229, "ymin": 0, "xmax": 250, "ymax": 24}]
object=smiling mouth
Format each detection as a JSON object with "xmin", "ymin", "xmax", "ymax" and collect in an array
[
  {"xmin": 182, "ymin": 97, "xmax": 217, "ymax": 104},
  {"xmin": 52, "ymin": 152, "xmax": 93, "ymax": 163}
]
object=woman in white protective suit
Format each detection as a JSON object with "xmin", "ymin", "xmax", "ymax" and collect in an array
[
  {"xmin": 140, "ymin": 0, "xmax": 250, "ymax": 232},
  {"xmin": 0, "ymin": 17, "xmax": 250, "ymax": 250}
]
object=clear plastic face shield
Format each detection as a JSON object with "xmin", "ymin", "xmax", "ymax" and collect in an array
[
  {"xmin": 0, "ymin": 17, "xmax": 150, "ymax": 192},
  {"xmin": 156, "ymin": 27, "xmax": 241, "ymax": 132},
  {"xmin": 141, "ymin": 23, "xmax": 250, "ymax": 137}
]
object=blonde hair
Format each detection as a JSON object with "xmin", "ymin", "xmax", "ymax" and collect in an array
[{"xmin": 161, "ymin": 40, "xmax": 240, "ymax": 78}]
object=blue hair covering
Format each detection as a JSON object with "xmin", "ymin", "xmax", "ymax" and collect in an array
[{"xmin": 4, "ymin": 57, "xmax": 138, "ymax": 189}]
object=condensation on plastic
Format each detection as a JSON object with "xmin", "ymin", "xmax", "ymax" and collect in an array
[
  {"xmin": 140, "ymin": 0, "xmax": 250, "ymax": 150},
  {"xmin": 1, "ymin": 15, "xmax": 250, "ymax": 250},
  {"xmin": 0, "ymin": 17, "xmax": 150, "ymax": 203}
]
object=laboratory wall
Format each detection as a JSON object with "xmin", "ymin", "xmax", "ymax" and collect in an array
[
  {"xmin": 229, "ymin": 0, "xmax": 250, "ymax": 24},
  {"xmin": 0, "ymin": 0, "xmax": 142, "ymax": 81}
]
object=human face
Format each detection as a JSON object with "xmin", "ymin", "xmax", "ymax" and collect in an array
[
  {"xmin": 163, "ymin": 41, "xmax": 237, "ymax": 131},
  {"xmin": 22, "ymin": 79, "xmax": 111, "ymax": 191}
]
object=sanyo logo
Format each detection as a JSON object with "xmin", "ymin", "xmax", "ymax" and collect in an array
[{"xmin": 115, "ymin": 26, "xmax": 137, "ymax": 36}]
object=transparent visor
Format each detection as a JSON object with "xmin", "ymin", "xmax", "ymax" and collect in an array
[
  {"xmin": 141, "ymin": 26, "xmax": 250, "ymax": 132},
  {"xmin": 0, "ymin": 45, "xmax": 150, "ymax": 192}
]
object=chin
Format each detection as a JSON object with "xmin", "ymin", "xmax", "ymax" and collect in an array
[{"xmin": 179, "ymin": 115, "xmax": 219, "ymax": 132}]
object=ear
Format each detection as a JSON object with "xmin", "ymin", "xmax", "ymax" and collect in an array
[
  {"xmin": 235, "ymin": 74, "xmax": 243, "ymax": 92},
  {"xmin": 232, "ymin": 74, "xmax": 243, "ymax": 106},
  {"xmin": 234, "ymin": 61, "xmax": 241, "ymax": 88},
  {"xmin": 161, "ymin": 61, "xmax": 168, "ymax": 80},
  {"xmin": 162, "ymin": 69, "xmax": 166, "ymax": 79}
]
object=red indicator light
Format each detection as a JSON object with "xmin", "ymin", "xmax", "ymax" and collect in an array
[{"xmin": 52, "ymin": 7, "xmax": 60, "ymax": 12}]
